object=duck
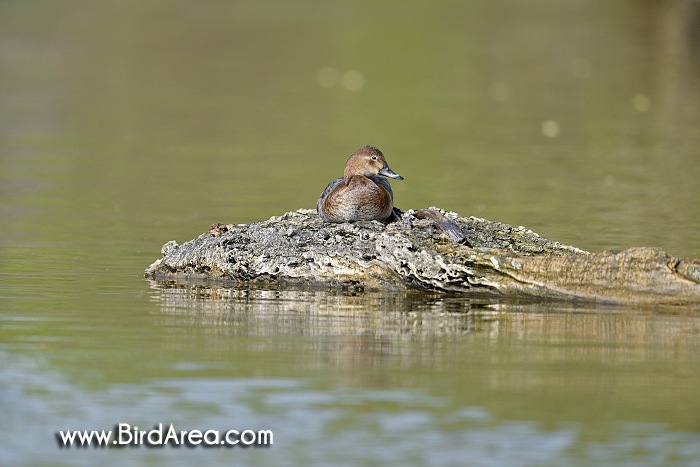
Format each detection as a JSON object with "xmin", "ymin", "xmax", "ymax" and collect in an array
[
  {"xmin": 317, "ymin": 145, "xmax": 403, "ymax": 223},
  {"xmin": 317, "ymin": 145, "xmax": 467, "ymax": 244}
]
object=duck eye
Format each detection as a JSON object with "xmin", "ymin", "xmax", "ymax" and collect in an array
[{"xmin": 370, "ymin": 155, "xmax": 378, "ymax": 161}]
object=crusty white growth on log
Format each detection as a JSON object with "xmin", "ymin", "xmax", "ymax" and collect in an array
[{"xmin": 145, "ymin": 208, "xmax": 700, "ymax": 305}]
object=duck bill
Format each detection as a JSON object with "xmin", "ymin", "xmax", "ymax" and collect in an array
[{"xmin": 379, "ymin": 165, "xmax": 404, "ymax": 180}]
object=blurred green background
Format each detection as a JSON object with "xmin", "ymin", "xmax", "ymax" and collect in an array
[{"xmin": 2, "ymin": 0, "xmax": 699, "ymax": 257}]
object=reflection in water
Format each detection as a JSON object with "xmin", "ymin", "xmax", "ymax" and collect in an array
[
  {"xmin": 149, "ymin": 280, "xmax": 479, "ymax": 337},
  {"xmin": 145, "ymin": 281, "xmax": 700, "ymax": 427},
  {"xmin": 148, "ymin": 279, "xmax": 699, "ymax": 348},
  {"xmin": 147, "ymin": 279, "xmax": 700, "ymax": 373}
]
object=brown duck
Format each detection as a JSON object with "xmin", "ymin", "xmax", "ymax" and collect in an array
[{"xmin": 317, "ymin": 145, "xmax": 466, "ymax": 243}]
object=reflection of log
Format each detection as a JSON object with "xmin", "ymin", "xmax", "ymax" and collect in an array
[{"xmin": 145, "ymin": 209, "xmax": 700, "ymax": 305}]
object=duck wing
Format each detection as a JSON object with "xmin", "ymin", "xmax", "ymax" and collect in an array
[{"xmin": 316, "ymin": 177, "xmax": 344, "ymax": 221}]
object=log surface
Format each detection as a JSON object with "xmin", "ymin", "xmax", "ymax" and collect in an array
[{"xmin": 145, "ymin": 208, "xmax": 700, "ymax": 305}]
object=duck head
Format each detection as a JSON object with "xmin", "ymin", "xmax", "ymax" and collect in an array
[{"xmin": 343, "ymin": 145, "xmax": 404, "ymax": 183}]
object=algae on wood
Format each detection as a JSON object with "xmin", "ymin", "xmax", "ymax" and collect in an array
[{"xmin": 145, "ymin": 208, "xmax": 700, "ymax": 305}]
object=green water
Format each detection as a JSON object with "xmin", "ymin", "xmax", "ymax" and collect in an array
[{"xmin": 1, "ymin": 1, "xmax": 700, "ymax": 465}]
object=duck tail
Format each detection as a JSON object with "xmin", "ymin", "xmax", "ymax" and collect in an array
[{"xmin": 414, "ymin": 209, "xmax": 467, "ymax": 244}]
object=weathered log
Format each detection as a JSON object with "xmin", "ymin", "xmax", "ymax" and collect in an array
[{"xmin": 145, "ymin": 208, "xmax": 700, "ymax": 305}]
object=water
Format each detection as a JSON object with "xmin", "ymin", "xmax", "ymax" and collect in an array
[{"xmin": 1, "ymin": 1, "xmax": 700, "ymax": 465}]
